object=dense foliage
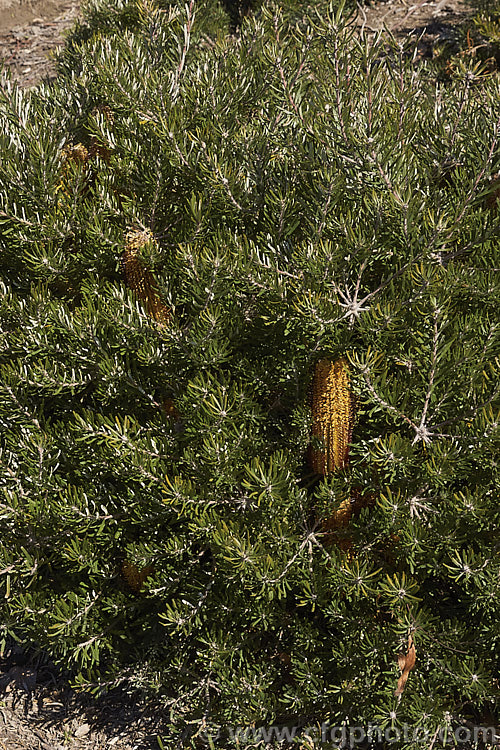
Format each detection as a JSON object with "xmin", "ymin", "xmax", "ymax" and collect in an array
[{"xmin": 0, "ymin": 0, "xmax": 499, "ymax": 746}]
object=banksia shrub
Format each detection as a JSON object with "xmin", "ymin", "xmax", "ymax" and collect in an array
[{"xmin": 0, "ymin": 0, "xmax": 499, "ymax": 747}]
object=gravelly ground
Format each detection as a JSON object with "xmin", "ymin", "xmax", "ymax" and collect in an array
[
  {"xmin": 0, "ymin": 640, "xmax": 166, "ymax": 749},
  {"xmin": 357, "ymin": 0, "xmax": 472, "ymax": 35},
  {"xmin": 355, "ymin": 0, "xmax": 474, "ymax": 61},
  {"xmin": 0, "ymin": 0, "xmax": 475, "ymax": 87},
  {"xmin": 0, "ymin": 0, "xmax": 80, "ymax": 87}
]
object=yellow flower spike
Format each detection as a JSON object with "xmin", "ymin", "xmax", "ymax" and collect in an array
[
  {"xmin": 308, "ymin": 358, "xmax": 368, "ymax": 552},
  {"xmin": 309, "ymin": 358, "xmax": 354, "ymax": 476}
]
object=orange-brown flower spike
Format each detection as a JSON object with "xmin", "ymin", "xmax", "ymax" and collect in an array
[
  {"xmin": 56, "ymin": 143, "xmax": 90, "ymax": 198},
  {"xmin": 123, "ymin": 229, "xmax": 170, "ymax": 327},
  {"xmin": 310, "ymin": 358, "xmax": 354, "ymax": 476},
  {"xmin": 162, "ymin": 398, "xmax": 180, "ymax": 420},
  {"xmin": 121, "ymin": 560, "xmax": 155, "ymax": 593}
]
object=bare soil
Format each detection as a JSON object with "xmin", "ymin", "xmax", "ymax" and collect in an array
[
  {"xmin": 0, "ymin": 0, "xmax": 80, "ymax": 87},
  {"xmin": 357, "ymin": 0, "xmax": 473, "ymax": 35},
  {"xmin": 355, "ymin": 0, "xmax": 474, "ymax": 59},
  {"xmin": 0, "ymin": 640, "xmax": 166, "ymax": 749},
  {"xmin": 0, "ymin": 0, "xmax": 476, "ymax": 87},
  {"xmin": 0, "ymin": 1, "xmax": 479, "ymax": 749}
]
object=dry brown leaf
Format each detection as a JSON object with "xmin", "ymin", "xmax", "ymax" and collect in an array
[{"xmin": 394, "ymin": 634, "xmax": 416, "ymax": 697}]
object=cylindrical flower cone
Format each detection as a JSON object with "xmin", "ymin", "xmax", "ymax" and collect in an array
[{"xmin": 309, "ymin": 358, "xmax": 354, "ymax": 475}]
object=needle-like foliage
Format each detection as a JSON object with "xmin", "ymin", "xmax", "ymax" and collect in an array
[{"xmin": 0, "ymin": 0, "xmax": 499, "ymax": 746}]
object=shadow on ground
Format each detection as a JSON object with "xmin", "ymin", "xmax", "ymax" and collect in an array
[{"xmin": 1, "ymin": 639, "xmax": 166, "ymax": 750}]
